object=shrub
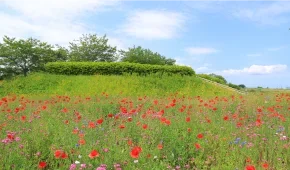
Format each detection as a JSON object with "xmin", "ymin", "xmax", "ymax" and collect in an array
[
  {"xmin": 228, "ymin": 83, "xmax": 241, "ymax": 90},
  {"xmin": 44, "ymin": 62, "xmax": 195, "ymax": 76},
  {"xmin": 198, "ymin": 74, "xmax": 227, "ymax": 85}
]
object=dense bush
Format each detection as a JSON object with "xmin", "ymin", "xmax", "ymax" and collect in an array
[
  {"xmin": 45, "ymin": 62, "xmax": 195, "ymax": 76},
  {"xmin": 228, "ymin": 83, "xmax": 241, "ymax": 90},
  {"xmin": 198, "ymin": 74, "xmax": 227, "ymax": 85}
]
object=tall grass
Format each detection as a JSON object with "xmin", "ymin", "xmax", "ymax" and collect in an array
[{"xmin": 0, "ymin": 73, "xmax": 235, "ymax": 97}]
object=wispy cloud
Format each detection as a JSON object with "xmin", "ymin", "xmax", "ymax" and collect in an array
[
  {"xmin": 185, "ymin": 47, "xmax": 218, "ymax": 55},
  {"xmin": 0, "ymin": 0, "xmax": 120, "ymax": 45},
  {"xmin": 233, "ymin": 2, "xmax": 290, "ymax": 25},
  {"xmin": 120, "ymin": 10, "xmax": 186, "ymax": 40},
  {"xmin": 219, "ymin": 64, "xmax": 288, "ymax": 75}
]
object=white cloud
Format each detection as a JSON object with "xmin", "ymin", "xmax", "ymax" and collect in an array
[
  {"xmin": 0, "ymin": 0, "xmax": 119, "ymax": 45},
  {"xmin": 185, "ymin": 47, "xmax": 218, "ymax": 55},
  {"xmin": 220, "ymin": 64, "xmax": 288, "ymax": 75},
  {"xmin": 233, "ymin": 2, "xmax": 290, "ymax": 25},
  {"xmin": 120, "ymin": 10, "xmax": 186, "ymax": 40},
  {"xmin": 107, "ymin": 37, "xmax": 127, "ymax": 50},
  {"xmin": 247, "ymin": 53, "xmax": 262, "ymax": 57},
  {"xmin": 0, "ymin": 0, "xmax": 119, "ymax": 20}
]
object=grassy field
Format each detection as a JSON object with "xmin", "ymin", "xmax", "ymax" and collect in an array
[{"xmin": 0, "ymin": 73, "xmax": 289, "ymax": 170}]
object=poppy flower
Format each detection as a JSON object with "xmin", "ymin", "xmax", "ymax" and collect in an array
[
  {"xmin": 223, "ymin": 116, "xmax": 229, "ymax": 121},
  {"xmin": 142, "ymin": 124, "xmax": 148, "ymax": 129},
  {"xmin": 79, "ymin": 139, "xmax": 86, "ymax": 145},
  {"xmin": 197, "ymin": 133, "xmax": 203, "ymax": 139},
  {"xmin": 88, "ymin": 122, "xmax": 96, "ymax": 128},
  {"xmin": 96, "ymin": 118, "xmax": 103, "ymax": 125},
  {"xmin": 54, "ymin": 150, "xmax": 62, "ymax": 158},
  {"xmin": 186, "ymin": 117, "xmax": 191, "ymax": 122},
  {"xmin": 61, "ymin": 152, "xmax": 68, "ymax": 159},
  {"xmin": 119, "ymin": 124, "xmax": 125, "ymax": 129},
  {"xmin": 195, "ymin": 143, "xmax": 201, "ymax": 149},
  {"xmin": 38, "ymin": 162, "xmax": 47, "ymax": 169},
  {"xmin": 157, "ymin": 144, "xmax": 163, "ymax": 150},
  {"xmin": 245, "ymin": 165, "xmax": 256, "ymax": 170},
  {"xmin": 89, "ymin": 150, "xmax": 99, "ymax": 159},
  {"xmin": 262, "ymin": 163, "xmax": 269, "ymax": 169},
  {"xmin": 130, "ymin": 146, "xmax": 142, "ymax": 158}
]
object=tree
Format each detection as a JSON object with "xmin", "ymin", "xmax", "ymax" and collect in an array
[
  {"xmin": 119, "ymin": 46, "xmax": 175, "ymax": 65},
  {"xmin": 238, "ymin": 84, "xmax": 246, "ymax": 88},
  {"xmin": 0, "ymin": 36, "xmax": 56, "ymax": 77},
  {"xmin": 209, "ymin": 73, "xmax": 227, "ymax": 84},
  {"xmin": 68, "ymin": 34, "xmax": 117, "ymax": 62},
  {"xmin": 54, "ymin": 45, "xmax": 69, "ymax": 62}
]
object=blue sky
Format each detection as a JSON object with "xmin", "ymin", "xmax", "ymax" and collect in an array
[{"xmin": 0, "ymin": 0, "xmax": 289, "ymax": 88}]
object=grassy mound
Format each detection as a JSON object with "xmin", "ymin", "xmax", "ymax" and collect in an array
[{"xmin": 0, "ymin": 72, "xmax": 236, "ymax": 97}]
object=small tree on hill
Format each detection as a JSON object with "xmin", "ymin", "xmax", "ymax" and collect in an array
[
  {"xmin": 68, "ymin": 34, "xmax": 117, "ymax": 62},
  {"xmin": 238, "ymin": 84, "xmax": 246, "ymax": 88},
  {"xmin": 209, "ymin": 73, "xmax": 227, "ymax": 84},
  {"xmin": 0, "ymin": 36, "xmax": 57, "ymax": 77},
  {"xmin": 119, "ymin": 46, "xmax": 176, "ymax": 65}
]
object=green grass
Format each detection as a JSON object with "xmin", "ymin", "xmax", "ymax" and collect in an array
[
  {"xmin": 1, "ymin": 73, "xmax": 289, "ymax": 170},
  {"xmin": 0, "ymin": 72, "xmax": 236, "ymax": 97}
]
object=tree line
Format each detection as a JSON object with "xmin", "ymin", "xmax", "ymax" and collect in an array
[{"xmin": 0, "ymin": 34, "xmax": 176, "ymax": 79}]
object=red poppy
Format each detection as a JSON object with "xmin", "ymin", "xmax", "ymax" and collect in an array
[
  {"xmin": 186, "ymin": 117, "xmax": 191, "ymax": 122},
  {"xmin": 130, "ymin": 146, "xmax": 142, "ymax": 158},
  {"xmin": 142, "ymin": 124, "xmax": 148, "ymax": 129},
  {"xmin": 61, "ymin": 108, "xmax": 68, "ymax": 113},
  {"xmin": 127, "ymin": 117, "xmax": 132, "ymax": 122},
  {"xmin": 7, "ymin": 133, "xmax": 15, "ymax": 140},
  {"xmin": 61, "ymin": 152, "xmax": 68, "ymax": 159},
  {"xmin": 21, "ymin": 115, "xmax": 26, "ymax": 121},
  {"xmin": 165, "ymin": 119, "xmax": 171, "ymax": 125},
  {"xmin": 119, "ymin": 124, "xmax": 125, "ymax": 129},
  {"xmin": 88, "ymin": 122, "xmax": 96, "ymax": 128},
  {"xmin": 223, "ymin": 116, "xmax": 229, "ymax": 121},
  {"xmin": 262, "ymin": 163, "xmax": 269, "ymax": 169},
  {"xmin": 54, "ymin": 150, "xmax": 62, "ymax": 158},
  {"xmin": 197, "ymin": 133, "xmax": 203, "ymax": 139},
  {"xmin": 79, "ymin": 139, "xmax": 86, "ymax": 145},
  {"xmin": 38, "ymin": 162, "xmax": 47, "ymax": 169},
  {"xmin": 195, "ymin": 143, "xmax": 201, "ymax": 149},
  {"xmin": 245, "ymin": 165, "xmax": 256, "ymax": 170},
  {"xmin": 157, "ymin": 144, "xmax": 163, "ymax": 150},
  {"xmin": 96, "ymin": 118, "xmax": 103, "ymax": 125},
  {"xmin": 88, "ymin": 150, "xmax": 100, "ymax": 159},
  {"xmin": 127, "ymin": 139, "xmax": 133, "ymax": 146}
]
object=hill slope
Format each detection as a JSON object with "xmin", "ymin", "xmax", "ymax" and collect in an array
[{"xmin": 0, "ymin": 73, "xmax": 237, "ymax": 97}]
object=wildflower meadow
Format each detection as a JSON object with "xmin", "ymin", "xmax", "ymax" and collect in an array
[{"xmin": 0, "ymin": 74, "xmax": 289, "ymax": 170}]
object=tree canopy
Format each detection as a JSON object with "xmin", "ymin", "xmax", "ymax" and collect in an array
[
  {"xmin": 0, "ymin": 36, "xmax": 58, "ymax": 77},
  {"xmin": 68, "ymin": 34, "xmax": 117, "ymax": 62},
  {"xmin": 119, "ymin": 46, "xmax": 176, "ymax": 65}
]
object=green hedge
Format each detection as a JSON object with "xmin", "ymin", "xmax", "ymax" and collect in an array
[
  {"xmin": 44, "ymin": 62, "xmax": 195, "ymax": 76},
  {"xmin": 198, "ymin": 74, "xmax": 227, "ymax": 85}
]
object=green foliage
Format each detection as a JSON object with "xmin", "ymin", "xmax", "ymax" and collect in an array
[
  {"xmin": 69, "ymin": 34, "xmax": 117, "ymax": 62},
  {"xmin": 228, "ymin": 83, "xmax": 241, "ymax": 90},
  {"xmin": 208, "ymin": 73, "xmax": 227, "ymax": 84},
  {"xmin": 119, "ymin": 46, "xmax": 176, "ymax": 65},
  {"xmin": 0, "ymin": 36, "xmax": 64, "ymax": 77},
  {"xmin": 44, "ymin": 62, "xmax": 194, "ymax": 76},
  {"xmin": 198, "ymin": 74, "xmax": 227, "ymax": 85},
  {"xmin": 238, "ymin": 84, "xmax": 246, "ymax": 88}
]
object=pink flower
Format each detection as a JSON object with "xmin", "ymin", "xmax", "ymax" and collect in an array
[{"xmin": 69, "ymin": 164, "xmax": 76, "ymax": 170}]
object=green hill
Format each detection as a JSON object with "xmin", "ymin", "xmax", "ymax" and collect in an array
[{"xmin": 0, "ymin": 73, "xmax": 237, "ymax": 97}]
